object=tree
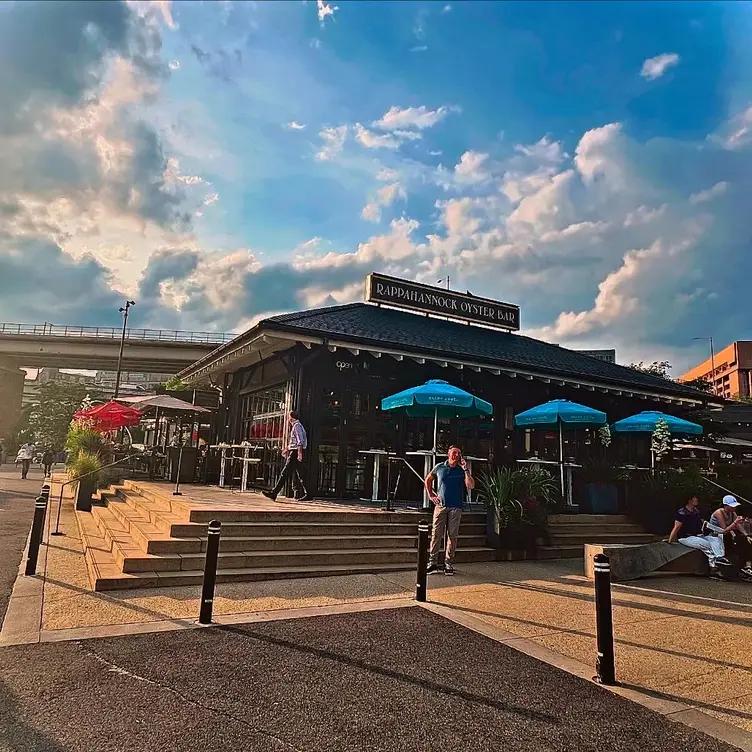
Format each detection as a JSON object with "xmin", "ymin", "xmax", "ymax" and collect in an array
[
  {"xmin": 163, "ymin": 375, "xmax": 189, "ymax": 391},
  {"xmin": 682, "ymin": 375, "xmax": 714, "ymax": 394},
  {"xmin": 17, "ymin": 382, "xmax": 91, "ymax": 450},
  {"xmin": 651, "ymin": 418, "xmax": 672, "ymax": 462},
  {"xmin": 628, "ymin": 360, "xmax": 672, "ymax": 379}
]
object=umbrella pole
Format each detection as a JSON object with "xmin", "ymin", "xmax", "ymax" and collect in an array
[
  {"xmin": 433, "ymin": 407, "xmax": 438, "ymax": 455},
  {"xmin": 559, "ymin": 420, "xmax": 566, "ymax": 504}
]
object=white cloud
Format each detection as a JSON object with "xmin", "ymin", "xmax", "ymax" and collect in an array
[
  {"xmin": 361, "ymin": 181, "xmax": 406, "ymax": 222},
  {"xmin": 689, "ymin": 181, "xmax": 729, "ymax": 205},
  {"xmin": 454, "ymin": 151, "xmax": 490, "ymax": 184},
  {"xmin": 354, "ymin": 123, "xmax": 401, "ymax": 150},
  {"xmin": 640, "ymin": 52, "xmax": 680, "ymax": 81},
  {"xmin": 514, "ymin": 136, "xmax": 566, "ymax": 164},
  {"xmin": 623, "ymin": 204, "xmax": 667, "ymax": 227},
  {"xmin": 317, "ymin": 0, "xmax": 338, "ymax": 23},
  {"xmin": 285, "ymin": 121, "xmax": 306, "ymax": 131},
  {"xmin": 315, "ymin": 125, "xmax": 348, "ymax": 160},
  {"xmin": 168, "ymin": 59, "xmax": 181, "ymax": 71},
  {"xmin": 203, "ymin": 192, "xmax": 220, "ymax": 206},
  {"xmin": 373, "ymin": 105, "xmax": 455, "ymax": 131},
  {"xmin": 714, "ymin": 106, "xmax": 752, "ymax": 150},
  {"xmin": 442, "ymin": 4, "xmax": 452, "ymax": 12},
  {"xmin": 410, "ymin": 45, "xmax": 428, "ymax": 53},
  {"xmin": 376, "ymin": 167, "xmax": 399, "ymax": 182}
]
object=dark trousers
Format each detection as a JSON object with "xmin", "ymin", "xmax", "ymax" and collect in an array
[
  {"xmin": 725, "ymin": 532, "xmax": 752, "ymax": 567},
  {"xmin": 271, "ymin": 454, "xmax": 307, "ymax": 497},
  {"xmin": 20, "ymin": 460, "xmax": 30, "ymax": 479},
  {"xmin": 43, "ymin": 463, "xmax": 52, "ymax": 477}
]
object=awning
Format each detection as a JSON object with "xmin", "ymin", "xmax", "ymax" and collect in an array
[
  {"xmin": 714, "ymin": 437, "xmax": 752, "ymax": 448},
  {"xmin": 673, "ymin": 442, "xmax": 719, "ymax": 452},
  {"xmin": 116, "ymin": 394, "xmax": 211, "ymax": 413}
]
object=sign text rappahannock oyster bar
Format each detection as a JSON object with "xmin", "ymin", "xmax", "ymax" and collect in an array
[{"xmin": 178, "ymin": 273, "xmax": 718, "ymax": 502}]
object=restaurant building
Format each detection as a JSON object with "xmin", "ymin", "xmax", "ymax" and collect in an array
[{"xmin": 178, "ymin": 274, "xmax": 720, "ymax": 500}]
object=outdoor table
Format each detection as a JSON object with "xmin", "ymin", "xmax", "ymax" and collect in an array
[
  {"xmin": 516, "ymin": 458, "xmax": 582, "ymax": 507},
  {"xmin": 407, "ymin": 450, "xmax": 447, "ymax": 508},
  {"xmin": 213, "ymin": 444, "xmax": 264, "ymax": 488},
  {"xmin": 358, "ymin": 449, "xmax": 396, "ymax": 503}
]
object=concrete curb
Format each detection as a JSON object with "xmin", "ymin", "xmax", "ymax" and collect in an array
[
  {"xmin": 0, "ymin": 526, "xmax": 43, "ymax": 646},
  {"xmin": 420, "ymin": 601, "xmax": 752, "ymax": 752}
]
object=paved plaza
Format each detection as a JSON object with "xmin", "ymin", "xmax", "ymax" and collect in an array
[{"xmin": 1, "ymin": 466, "xmax": 751, "ymax": 750}]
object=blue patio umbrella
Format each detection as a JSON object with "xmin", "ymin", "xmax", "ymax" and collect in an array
[
  {"xmin": 612, "ymin": 411, "xmax": 703, "ymax": 436},
  {"xmin": 613, "ymin": 411, "xmax": 702, "ymax": 469},
  {"xmin": 381, "ymin": 379, "xmax": 493, "ymax": 453},
  {"xmin": 515, "ymin": 399, "xmax": 608, "ymax": 496}
]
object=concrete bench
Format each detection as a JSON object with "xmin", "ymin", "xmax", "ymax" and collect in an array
[{"xmin": 584, "ymin": 542, "xmax": 708, "ymax": 582}]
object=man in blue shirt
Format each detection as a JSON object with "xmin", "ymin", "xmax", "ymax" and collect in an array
[{"xmin": 425, "ymin": 445, "xmax": 475, "ymax": 576}]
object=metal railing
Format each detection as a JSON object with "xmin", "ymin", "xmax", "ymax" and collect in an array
[{"xmin": 0, "ymin": 322, "xmax": 235, "ymax": 345}]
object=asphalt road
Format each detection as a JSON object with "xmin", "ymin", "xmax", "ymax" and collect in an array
[
  {"xmin": 0, "ymin": 464, "xmax": 42, "ymax": 626},
  {"xmin": 0, "ymin": 607, "xmax": 737, "ymax": 752}
]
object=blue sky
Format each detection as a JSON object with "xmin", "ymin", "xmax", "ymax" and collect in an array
[{"xmin": 1, "ymin": 0, "xmax": 752, "ymax": 372}]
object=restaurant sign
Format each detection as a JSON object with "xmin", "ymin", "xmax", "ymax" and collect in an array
[{"xmin": 365, "ymin": 272, "xmax": 520, "ymax": 331}]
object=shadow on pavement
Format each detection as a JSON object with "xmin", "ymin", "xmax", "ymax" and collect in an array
[
  {"xmin": 0, "ymin": 681, "xmax": 66, "ymax": 752},
  {"xmin": 218, "ymin": 623, "xmax": 558, "ymax": 724}
]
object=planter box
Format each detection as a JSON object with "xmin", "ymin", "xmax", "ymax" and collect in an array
[
  {"xmin": 75, "ymin": 477, "xmax": 97, "ymax": 512},
  {"xmin": 486, "ymin": 509, "xmax": 541, "ymax": 553},
  {"xmin": 584, "ymin": 483, "xmax": 618, "ymax": 514}
]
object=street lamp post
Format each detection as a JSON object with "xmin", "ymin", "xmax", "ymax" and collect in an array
[
  {"xmin": 114, "ymin": 300, "xmax": 135, "ymax": 399},
  {"xmin": 692, "ymin": 336, "xmax": 716, "ymax": 395}
]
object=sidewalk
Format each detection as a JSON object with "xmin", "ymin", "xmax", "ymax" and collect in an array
[{"xmin": 2, "ymin": 484, "xmax": 751, "ymax": 739}]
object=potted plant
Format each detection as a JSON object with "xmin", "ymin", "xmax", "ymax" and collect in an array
[
  {"xmin": 70, "ymin": 452, "xmax": 102, "ymax": 511},
  {"xmin": 478, "ymin": 466, "xmax": 558, "ymax": 555}
]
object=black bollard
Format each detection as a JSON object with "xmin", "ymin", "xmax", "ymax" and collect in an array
[
  {"xmin": 25, "ymin": 496, "xmax": 48, "ymax": 576},
  {"xmin": 593, "ymin": 553, "xmax": 616, "ymax": 685},
  {"xmin": 415, "ymin": 521, "xmax": 430, "ymax": 602},
  {"xmin": 40, "ymin": 482, "xmax": 51, "ymax": 502},
  {"xmin": 198, "ymin": 520, "xmax": 222, "ymax": 624}
]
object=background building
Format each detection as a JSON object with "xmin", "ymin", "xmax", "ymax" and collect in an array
[{"xmin": 679, "ymin": 341, "xmax": 752, "ymax": 399}]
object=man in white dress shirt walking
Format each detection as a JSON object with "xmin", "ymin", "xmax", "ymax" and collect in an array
[{"xmin": 263, "ymin": 410, "xmax": 312, "ymax": 501}]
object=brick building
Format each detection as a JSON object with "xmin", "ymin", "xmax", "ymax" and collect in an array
[{"xmin": 679, "ymin": 341, "xmax": 752, "ymax": 400}]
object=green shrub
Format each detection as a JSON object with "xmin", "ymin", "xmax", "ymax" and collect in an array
[
  {"xmin": 69, "ymin": 452, "xmax": 102, "ymax": 484},
  {"xmin": 477, "ymin": 466, "xmax": 559, "ymax": 530},
  {"xmin": 65, "ymin": 422, "xmax": 104, "ymax": 465}
]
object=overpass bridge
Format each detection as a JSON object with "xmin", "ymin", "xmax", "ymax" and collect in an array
[
  {"xmin": 0, "ymin": 322, "xmax": 235, "ymax": 371},
  {"xmin": 0, "ymin": 323, "xmax": 236, "ymax": 440}
]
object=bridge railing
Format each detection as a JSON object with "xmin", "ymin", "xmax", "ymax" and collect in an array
[{"xmin": 0, "ymin": 323, "xmax": 236, "ymax": 345}]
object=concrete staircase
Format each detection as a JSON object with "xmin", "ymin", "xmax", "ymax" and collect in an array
[
  {"xmin": 538, "ymin": 514, "xmax": 656, "ymax": 560},
  {"xmin": 76, "ymin": 482, "xmax": 494, "ymax": 591}
]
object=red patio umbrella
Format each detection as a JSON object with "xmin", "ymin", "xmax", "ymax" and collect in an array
[{"xmin": 74, "ymin": 401, "xmax": 142, "ymax": 432}]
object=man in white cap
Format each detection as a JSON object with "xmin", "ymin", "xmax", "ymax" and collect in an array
[{"xmin": 710, "ymin": 495, "xmax": 752, "ymax": 579}]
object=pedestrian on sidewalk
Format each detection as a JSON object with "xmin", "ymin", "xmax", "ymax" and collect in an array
[
  {"xmin": 263, "ymin": 410, "xmax": 312, "ymax": 502},
  {"xmin": 41, "ymin": 447, "xmax": 55, "ymax": 477},
  {"xmin": 425, "ymin": 445, "xmax": 475, "ymax": 576},
  {"xmin": 16, "ymin": 443, "xmax": 33, "ymax": 479}
]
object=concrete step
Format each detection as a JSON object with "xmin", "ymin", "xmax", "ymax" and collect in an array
[
  {"xmin": 537, "ymin": 545, "xmax": 583, "ymax": 560},
  {"xmin": 167, "ymin": 520, "xmax": 488, "ymax": 539},
  {"xmin": 548, "ymin": 514, "xmax": 631, "ymax": 524},
  {"xmin": 188, "ymin": 534, "xmax": 489, "ymax": 553},
  {"xmin": 548, "ymin": 533, "xmax": 656, "ymax": 546},
  {"xmin": 547, "ymin": 523, "xmax": 645, "ymax": 535},
  {"xmin": 89, "ymin": 562, "xmax": 418, "ymax": 591},
  {"xmin": 120, "ymin": 546, "xmax": 496, "ymax": 574},
  {"xmin": 186, "ymin": 508, "xmax": 486, "ymax": 525}
]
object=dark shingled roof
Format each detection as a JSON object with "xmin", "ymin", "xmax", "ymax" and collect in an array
[{"xmin": 265, "ymin": 303, "xmax": 708, "ymax": 400}]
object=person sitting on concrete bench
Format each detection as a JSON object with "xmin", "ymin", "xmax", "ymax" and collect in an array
[
  {"xmin": 708, "ymin": 496, "xmax": 752, "ymax": 581},
  {"xmin": 668, "ymin": 494, "xmax": 731, "ymax": 578}
]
